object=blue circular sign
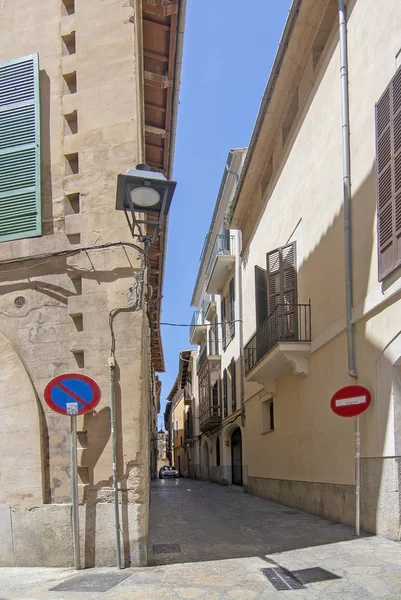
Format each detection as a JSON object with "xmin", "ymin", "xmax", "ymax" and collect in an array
[{"xmin": 44, "ymin": 373, "xmax": 101, "ymax": 416}]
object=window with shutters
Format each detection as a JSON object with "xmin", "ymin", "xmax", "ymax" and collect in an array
[
  {"xmin": 214, "ymin": 315, "xmax": 219, "ymax": 355},
  {"xmin": 0, "ymin": 54, "xmax": 41, "ymax": 242},
  {"xmin": 231, "ymin": 357, "xmax": 237, "ymax": 412},
  {"xmin": 222, "ymin": 368, "xmax": 228, "ymax": 418},
  {"xmin": 221, "ymin": 297, "xmax": 227, "ymax": 350},
  {"xmin": 266, "ymin": 242, "xmax": 298, "ymax": 342},
  {"xmin": 375, "ymin": 65, "xmax": 401, "ymax": 280},
  {"xmin": 255, "ymin": 265, "xmax": 268, "ymax": 327},
  {"xmin": 261, "ymin": 398, "xmax": 275, "ymax": 433},
  {"xmin": 228, "ymin": 278, "xmax": 235, "ymax": 338}
]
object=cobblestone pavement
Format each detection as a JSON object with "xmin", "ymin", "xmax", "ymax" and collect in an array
[{"xmin": 0, "ymin": 478, "xmax": 401, "ymax": 599}]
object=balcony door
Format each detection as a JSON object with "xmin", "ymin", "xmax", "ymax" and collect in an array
[
  {"xmin": 231, "ymin": 427, "xmax": 243, "ymax": 486},
  {"xmin": 266, "ymin": 242, "xmax": 298, "ymax": 343}
]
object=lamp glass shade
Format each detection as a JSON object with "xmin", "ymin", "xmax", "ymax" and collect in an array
[{"xmin": 130, "ymin": 186, "xmax": 160, "ymax": 208}]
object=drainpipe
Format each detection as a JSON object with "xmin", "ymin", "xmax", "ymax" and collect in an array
[
  {"xmin": 339, "ymin": 0, "xmax": 357, "ymax": 380},
  {"xmin": 235, "ymin": 230, "xmax": 246, "ymax": 427},
  {"xmin": 338, "ymin": 0, "xmax": 360, "ymax": 538},
  {"xmin": 108, "ymin": 356, "xmax": 123, "ymax": 569}
]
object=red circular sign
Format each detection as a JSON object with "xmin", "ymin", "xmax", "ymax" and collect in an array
[
  {"xmin": 44, "ymin": 373, "xmax": 101, "ymax": 416},
  {"xmin": 330, "ymin": 385, "xmax": 372, "ymax": 418}
]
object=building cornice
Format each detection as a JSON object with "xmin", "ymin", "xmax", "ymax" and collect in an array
[{"xmin": 140, "ymin": 0, "xmax": 187, "ymax": 372}]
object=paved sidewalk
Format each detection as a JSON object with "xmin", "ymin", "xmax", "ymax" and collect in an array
[{"xmin": 0, "ymin": 479, "xmax": 400, "ymax": 598}]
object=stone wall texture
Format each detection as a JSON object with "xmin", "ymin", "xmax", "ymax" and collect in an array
[{"xmin": 0, "ymin": 0, "xmax": 151, "ymax": 565}]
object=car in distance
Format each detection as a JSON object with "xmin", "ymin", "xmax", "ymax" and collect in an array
[{"xmin": 159, "ymin": 465, "xmax": 179, "ymax": 479}]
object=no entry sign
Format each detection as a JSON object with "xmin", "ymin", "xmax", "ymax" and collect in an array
[
  {"xmin": 44, "ymin": 373, "xmax": 101, "ymax": 416},
  {"xmin": 330, "ymin": 385, "xmax": 372, "ymax": 418}
]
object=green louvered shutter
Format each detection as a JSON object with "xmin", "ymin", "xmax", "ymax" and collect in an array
[{"xmin": 0, "ymin": 54, "xmax": 41, "ymax": 241}]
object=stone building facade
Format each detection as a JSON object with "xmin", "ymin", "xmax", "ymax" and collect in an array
[{"xmin": 0, "ymin": 0, "xmax": 185, "ymax": 567}]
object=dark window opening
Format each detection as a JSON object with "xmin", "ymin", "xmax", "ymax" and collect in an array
[
  {"xmin": 222, "ymin": 369, "xmax": 228, "ymax": 418},
  {"xmin": 231, "ymin": 358, "xmax": 236, "ymax": 412}
]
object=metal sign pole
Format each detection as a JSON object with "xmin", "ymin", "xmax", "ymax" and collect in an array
[
  {"xmin": 355, "ymin": 414, "xmax": 361, "ymax": 536},
  {"xmin": 69, "ymin": 404, "xmax": 81, "ymax": 569}
]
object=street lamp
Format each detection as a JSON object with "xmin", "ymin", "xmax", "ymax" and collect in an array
[{"xmin": 116, "ymin": 163, "xmax": 176, "ymax": 241}]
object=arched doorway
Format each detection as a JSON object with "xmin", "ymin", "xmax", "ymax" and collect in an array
[
  {"xmin": 231, "ymin": 427, "xmax": 243, "ymax": 486},
  {"xmin": 203, "ymin": 441, "xmax": 209, "ymax": 480}
]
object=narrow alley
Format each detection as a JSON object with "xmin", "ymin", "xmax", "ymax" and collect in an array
[
  {"xmin": 148, "ymin": 478, "xmax": 358, "ymax": 565},
  {"xmin": 1, "ymin": 479, "xmax": 401, "ymax": 599}
]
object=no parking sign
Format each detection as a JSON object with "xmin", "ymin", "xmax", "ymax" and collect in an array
[
  {"xmin": 43, "ymin": 372, "xmax": 101, "ymax": 570},
  {"xmin": 44, "ymin": 373, "xmax": 101, "ymax": 416}
]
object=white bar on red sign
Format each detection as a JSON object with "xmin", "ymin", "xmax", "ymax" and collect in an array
[{"xmin": 335, "ymin": 395, "xmax": 366, "ymax": 407}]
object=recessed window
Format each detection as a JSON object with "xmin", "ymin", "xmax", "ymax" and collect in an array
[
  {"xmin": 65, "ymin": 153, "xmax": 79, "ymax": 175},
  {"xmin": 62, "ymin": 0, "xmax": 75, "ymax": 16},
  {"xmin": 63, "ymin": 72, "xmax": 77, "ymax": 95},
  {"xmin": 66, "ymin": 192, "xmax": 80, "ymax": 214},
  {"xmin": 261, "ymin": 398, "xmax": 275, "ymax": 434},
  {"xmin": 71, "ymin": 314, "xmax": 83, "ymax": 331},
  {"xmin": 61, "ymin": 31, "xmax": 76, "ymax": 56},
  {"xmin": 64, "ymin": 111, "xmax": 78, "ymax": 135},
  {"xmin": 67, "ymin": 234, "xmax": 81, "ymax": 245},
  {"xmin": 71, "ymin": 275, "xmax": 82, "ymax": 295},
  {"xmin": 72, "ymin": 350, "xmax": 85, "ymax": 368}
]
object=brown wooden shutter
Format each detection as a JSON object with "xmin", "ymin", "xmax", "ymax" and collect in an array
[
  {"xmin": 231, "ymin": 358, "xmax": 236, "ymax": 412},
  {"xmin": 266, "ymin": 242, "xmax": 297, "ymax": 341},
  {"xmin": 376, "ymin": 65, "xmax": 401, "ymax": 280},
  {"xmin": 229, "ymin": 278, "xmax": 235, "ymax": 337},
  {"xmin": 255, "ymin": 266, "xmax": 267, "ymax": 327},
  {"xmin": 222, "ymin": 369, "xmax": 228, "ymax": 418},
  {"xmin": 282, "ymin": 243, "xmax": 298, "ymax": 339},
  {"xmin": 221, "ymin": 297, "xmax": 226, "ymax": 350}
]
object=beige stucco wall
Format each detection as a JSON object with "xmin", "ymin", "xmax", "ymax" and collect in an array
[
  {"xmin": 241, "ymin": 0, "xmax": 401, "ymax": 536},
  {"xmin": 0, "ymin": 0, "xmax": 151, "ymax": 566}
]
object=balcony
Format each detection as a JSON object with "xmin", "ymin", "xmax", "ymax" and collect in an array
[
  {"xmin": 189, "ymin": 310, "xmax": 207, "ymax": 345},
  {"xmin": 244, "ymin": 303, "xmax": 311, "ymax": 387},
  {"xmin": 203, "ymin": 293, "xmax": 217, "ymax": 321},
  {"xmin": 184, "ymin": 413, "xmax": 193, "ymax": 443},
  {"xmin": 197, "ymin": 345, "xmax": 221, "ymax": 433},
  {"xmin": 206, "ymin": 234, "xmax": 235, "ymax": 295},
  {"xmin": 199, "ymin": 402, "xmax": 221, "ymax": 433},
  {"xmin": 196, "ymin": 339, "xmax": 220, "ymax": 373}
]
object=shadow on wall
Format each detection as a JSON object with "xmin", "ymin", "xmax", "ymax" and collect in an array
[
  {"xmin": 81, "ymin": 406, "xmax": 111, "ymax": 568},
  {"xmin": 245, "ymin": 160, "xmax": 401, "ymax": 538}
]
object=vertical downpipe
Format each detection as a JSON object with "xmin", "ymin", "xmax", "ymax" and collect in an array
[
  {"xmin": 338, "ymin": 0, "xmax": 359, "ymax": 537},
  {"xmin": 109, "ymin": 356, "xmax": 123, "ymax": 568},
  {"xmin": 235, "ymin": 230, "xmax": 246, "ymax": 428},
  {"xmin": 339, "ymin": 0, "xmax": 357, "ymax": 380}
]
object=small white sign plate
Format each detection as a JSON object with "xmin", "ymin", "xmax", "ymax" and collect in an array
[
  {"xmin": 335, "ymin": 395, "xmax": 366, "ymax": 408},
  {"xmin": 66, "ymin": 402, "xmax": 79, "ymax": 415}
]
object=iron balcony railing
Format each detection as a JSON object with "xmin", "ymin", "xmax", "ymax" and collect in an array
[
  {"xmin": 196, "ymin": 343, "xmax": 207, "ymax": 372},
  {"xmin": 202, "ymin": 293, "xmax": 215, "ymax": 317},
  {"xmin": 190, "ymin": 310, "xmax": 205, "ymax": 341},
  {"xmin": 244, "ymin": 302, "xmax": 311, "ymax": 375},
  {"xmin": 197, "ymin": 337, "xmax": 221, "ymax": 372},
  {"xmin": 199, "ymin": 401, "xmax": 221, "ymax": 430},
  {"xmin": 205, "ymin": 234, "xmax": 235, "ymax": 280}
]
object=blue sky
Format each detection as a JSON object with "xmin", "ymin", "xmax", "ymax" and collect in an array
[{"xmin": 158, "ymin": 0, "xmax": 292, "ymax": 427}]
